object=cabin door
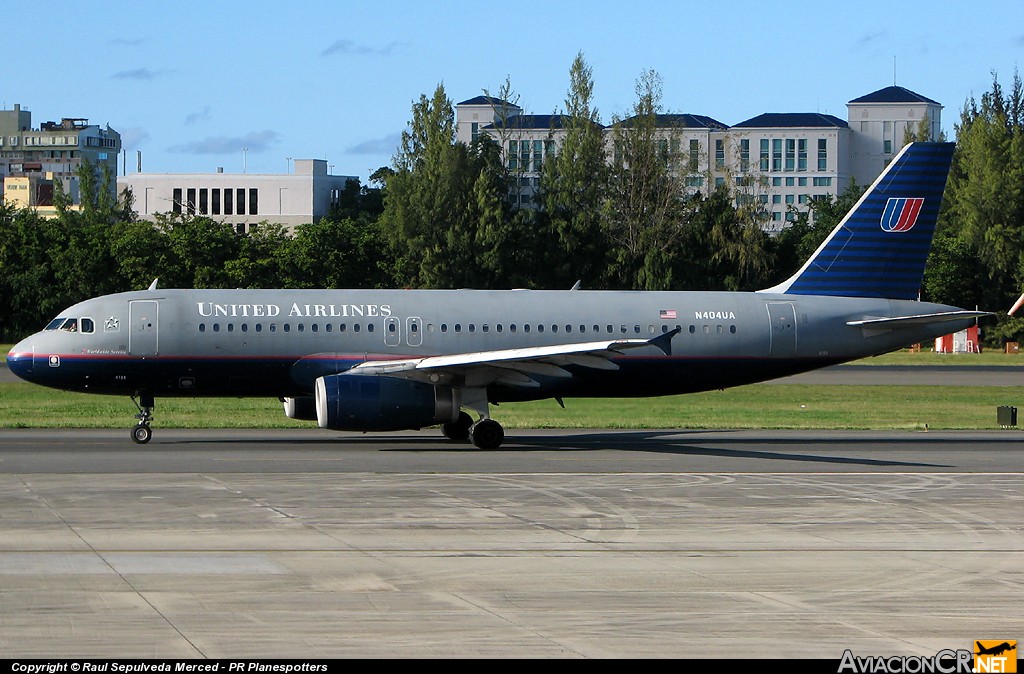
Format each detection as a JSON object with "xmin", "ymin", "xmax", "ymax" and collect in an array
[
  {"xmin": 766, "ymin": 302, "xmax": 797, "ymax": 356},
  {"xmin": 129, "ymin": 300, "xmax": 159, "ymax": 356}
]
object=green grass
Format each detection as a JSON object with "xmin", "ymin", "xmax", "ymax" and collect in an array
[{"xmin": 2, "ymin": 381, "xmax": 1022, "ymax": 431}]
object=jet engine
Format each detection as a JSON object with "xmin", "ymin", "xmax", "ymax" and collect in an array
[
  {"xmin": 282, "ymin": 396, "xmax": 318, "ymax": 421},
  {"xmin": 314, "ymin": 373, "xmax": 460, "ymax": 432}
]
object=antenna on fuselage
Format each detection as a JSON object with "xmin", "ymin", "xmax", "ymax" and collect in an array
[
  {"xmin": 570, "ymin": 280, "xmax": 582, "ymax": 291},
  {"xmin": 147, "ymin": 278, "xmax": 159, "ymax": 291}
]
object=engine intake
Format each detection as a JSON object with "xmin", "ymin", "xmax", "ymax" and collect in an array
[{"xmin": 315, "ymin": 373, "xmax": 460, "ymax": 432}]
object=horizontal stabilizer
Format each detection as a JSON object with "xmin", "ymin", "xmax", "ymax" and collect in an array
[{"xmin": 846, "ymin": 310, "xmax": 990, "ymax": 328}]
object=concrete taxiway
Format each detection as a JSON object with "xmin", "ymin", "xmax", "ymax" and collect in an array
[{"xmin": 0, "ymin": 428, "xmax": 1022, "ymax": 659}]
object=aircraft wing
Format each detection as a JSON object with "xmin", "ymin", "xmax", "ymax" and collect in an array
[
  {"xmin": 348, "ymin": 329, "xmax": 679, "ymax": 388},
  {"xmin": 846, "ymin": 310, "xmax": 990, "ymax": 328}
]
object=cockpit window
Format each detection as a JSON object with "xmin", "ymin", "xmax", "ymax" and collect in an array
[{"xmin": 43, "ymin": 317, "xmax": 94, "ymax": 333}]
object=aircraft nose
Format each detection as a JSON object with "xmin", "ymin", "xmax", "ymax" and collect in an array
[{"xmin": 6, "ymin": 339, "xmax": 35, "ymax": 382}]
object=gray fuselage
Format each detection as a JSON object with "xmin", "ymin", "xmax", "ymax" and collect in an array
[{"xmin": 7, "ymin": 287, "xmax": 972, "ymax": 402}]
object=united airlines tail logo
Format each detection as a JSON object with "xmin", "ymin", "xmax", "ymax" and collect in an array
[{"xmin": 881, "ymin": 197, "xmax": 924, "ymax": 232}]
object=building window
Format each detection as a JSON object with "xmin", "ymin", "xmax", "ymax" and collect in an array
[
  {"xmin": 471, "ymin": 122, "xmax": 479, "ymax": 141},
  {"xmin": 224, "ymin": 188, "xmax": 233, "ymax": 215},
  {"xmin": 507, "ymin": 140, "xmax": 517, "ymax": 170},
  {"xmin": 798, "ymin": 139, "xmax": 807, "ymax": 171},
  {"xmin": 785, "ymin": 139, "xmax": 795, "ymax": 171},
  {"xmin": 237, "ymin": 188, "xmax": 246, "ymax": 214},
  {"xmin": 884, "ymin": 140, "xmax": 893, "ymax": 154},
  {"xmin": 532, "ymin": 140, "xmax": 543, "ymax": 171},
  {"xmin": 211, "ymin": 189, "xmax": 220, "ymax": 215},
  {"xmin": 772, "ymin": 139, "xmax": 782, "ymax": 171},
  {"xmin": 817, "ymin": 139, "xmax": 828, "ymax": 171},
  {"xmin": 199, "ymin": 188, "xmax": 208, "ymax": 215},
  {"xmin": 172, "ymin": 188, "xmax": 182, "ymax": 214},
  {"xmin": 186, "ymin": 188, "xmax": 196, "ymax": 215},
  {"xmin": 248, "ymin": 188, "xmax": 258, "ymax": 215},
  {"xmin": 715, "ymin": 139, "xmax": 725, "ymax": 169},
  {"xmin": 688, "ymin": 139, "xmax": 699, "ymax": 172},
  {"xmin": 759, "ymin": 139, "xmax": 769, "ymax": 171},
  {"xmin": 740, "ymin": 139, "xmax": 750, "ymax": 171}
]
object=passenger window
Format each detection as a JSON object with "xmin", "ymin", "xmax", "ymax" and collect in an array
[
  {"xmin": 538, "ymin": 325, "xmax": 544, "ymax": 333},
  {"xmin": 455, "ymin": 324, "xmax": 462, "ymax": 333},
  {"xmin": 241, "ymin": 324, "xmax": 248, "ymax": 333},
  {"xmin": 689, "ymin": 325, "xmax": 696, "ymax": 334},
  {"xmin": 340, "ymin": 324, "xmax": 346, "ymax": 332},
  {"xmin": 213, "ymin": 324, "xmax": 220, "ymax": 333},
  {"xmin": 730, "ymin": 325, "xmax": 737, "ymax": 334},
  {"xmin": 354, "ymin": 324, "xmax": 361, "ymax": 333},
  {"xmin": 270, "ymin": 324, "xmax": 277, "ymax": 332},
  {"xmin": 367, "ymin": 324, "xmax": 374, "ymax": 333},
  {"xmin": 510, "ymin": 324, "xmax": 517, "ymax": 333},
  {"xmin": 227, "ymin": 324, "xmax": 234, "ymax": 333},
  {"xmin": 199, "ymin": 324, "xmax": 206, "ymax": 333},
  {"xmin": 256, "ymin": 324, "xmax": 263, "ymax": 333},
  {"xmin": 283, "ymin": 324, "xmax": 291, "ymax": 333}
]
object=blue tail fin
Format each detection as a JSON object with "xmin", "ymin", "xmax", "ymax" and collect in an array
[{"xmin": 761, "ymin": 142, "xmax": 955, "ymax": 299}]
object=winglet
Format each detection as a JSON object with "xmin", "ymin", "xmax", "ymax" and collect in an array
[{"xmin": 648, "ymin": 327, "xmax": 681, "ymax": 356}]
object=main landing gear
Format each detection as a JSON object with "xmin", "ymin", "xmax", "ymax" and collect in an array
[
  {"xmin": 130, "ymin": 392, "xmax": 155, "ymax": 444},
  {"xmin": 440, "ymin": 411, "xmax": 505, "ymax": 450}
]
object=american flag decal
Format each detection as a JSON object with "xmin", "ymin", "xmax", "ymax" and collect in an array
[
  {"xmin": 880, "ymin": 197, "xmax": 924, "ymax": 232},
  {"xmin": 659, "ymin": 309, "xmax": 677, "ymax": 319}
]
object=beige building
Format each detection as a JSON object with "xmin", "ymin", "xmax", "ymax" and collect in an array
[
  {"xmin": 0, "ymin": 103, "xmax": 121, "ymax": 211},
  {"xmin": 456, "ymin": 85, "xmax": 942, "ymax": 232}
]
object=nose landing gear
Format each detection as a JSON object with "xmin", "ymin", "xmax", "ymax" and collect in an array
[{"xmin": 131, "ymin": 392, "xmax": 155, "ymax": 444}]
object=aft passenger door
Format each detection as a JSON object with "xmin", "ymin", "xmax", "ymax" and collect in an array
[
  {"xmin": 766, "ymin": 302, "xmax": 796, "ymax": 356},
  {"xmin": 129, "ymin": 300, "xmax": 159, "ymax": 356}
]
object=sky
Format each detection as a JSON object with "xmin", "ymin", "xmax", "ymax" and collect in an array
[{"xmin": 5, "ymin": 0, "xmax": 1022, "ymax": 184}]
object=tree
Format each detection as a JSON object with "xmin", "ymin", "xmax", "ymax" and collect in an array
[
  {"xmin": 380, "ymin": 83, "xmax": 512, "ymax": 289},
  {"xmin": 942, "ymin": 70, "xmax": 1024, "ymax": 312},
  {"xmin": 603, "ymin": 69, "xmax": 690, "ymax": 289},
  {"xmin": 538, "ymin": 52, "xmax": 609, "ymax": 287}
]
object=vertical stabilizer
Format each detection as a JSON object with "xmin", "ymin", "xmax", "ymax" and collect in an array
[{"xmin": 760, "ymin": 142, "xmax": 955, "ymax": 299}]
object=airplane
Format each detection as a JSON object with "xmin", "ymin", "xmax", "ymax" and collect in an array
[
  {"xmin": 6, "ymin": 142, "xmax": 988, "ymax": 448},
  {"xmin": 976, "ymin": 642, "xmax": 1016, "ymax": 657}
]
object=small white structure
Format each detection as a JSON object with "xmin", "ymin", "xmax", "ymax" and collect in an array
[{"xmin": 118, "ymin": 159, "xmax": 358, "ymax": 233}]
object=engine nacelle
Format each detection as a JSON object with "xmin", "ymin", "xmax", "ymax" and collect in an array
[
  {"xmin": 282, "ymin": 396, "xmax": 318, "ymax": 421},
  {"xmin": 315, "ymin": 373, "xmax": 460, "ymax": 432}
]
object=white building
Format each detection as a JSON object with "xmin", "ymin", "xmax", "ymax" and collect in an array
[
  {"xmin": 456, "ymin": 85, "xmax": 942, "ymax": 232},
  {"xmin": 118, "ymin": 159, "xmax": 358, "ymax": 233}
]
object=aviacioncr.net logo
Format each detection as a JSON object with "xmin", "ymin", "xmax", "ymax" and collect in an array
[{"xmin": 838, "ymin": 649, "xmax": 973, "ymax": 673}]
